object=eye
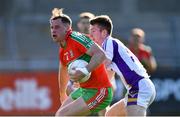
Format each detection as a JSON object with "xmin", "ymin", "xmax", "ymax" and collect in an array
[
  {"xmin": 91, "ymin": 28, "xmax": 95, "ymax": 32},
  {"xmin": 55, "ymin": 25, "xmax": 60, "ymax": 29}
]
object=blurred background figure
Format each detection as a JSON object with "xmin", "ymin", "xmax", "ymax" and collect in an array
[
  {"xmin": 129, "ymin": 28, "xmax": 157, "ymax": 74},
  {"xmin": 77, "ymin": 12, "xmax": 95, "ymax": 34},
  {"xmin": 128, "ymin": 28, "xmax": 157, "ymax": 116}
]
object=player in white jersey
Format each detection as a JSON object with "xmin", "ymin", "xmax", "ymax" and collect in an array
[{"xmin": 90, "ymin": 15, "xmax": 156, "ymax": 116}]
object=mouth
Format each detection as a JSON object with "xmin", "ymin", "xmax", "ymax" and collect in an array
[
  {"xmin": 52, "ymin": 35, "xmax": 58, "ymax": 42},
  {"xmin": 52, "ymin": 35, "xmax": 57, "ymax": 38},
  {"xmin": 91, "ymin": 35, "xmax": 95, "ymax": 40}
]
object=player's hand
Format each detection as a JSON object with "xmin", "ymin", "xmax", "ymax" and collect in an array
[
  {"xmin": 69, "ymin": 67, "xmax": 88, "ymax": 82},
  {"xmin": 73, "ymin": 82, "xmax": 80, "ymax": 88}
]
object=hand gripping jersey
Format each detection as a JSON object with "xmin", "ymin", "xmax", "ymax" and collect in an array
[
  {"xmin": 102, "ymin": 36, "xmax": 149, "ymax": 90},
  {"xmin": 59, "ymin": 30, "xmax": 112, "ymax": 88}
]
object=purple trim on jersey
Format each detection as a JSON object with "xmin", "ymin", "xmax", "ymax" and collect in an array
[
  {"xmin": 127, "ymin": 101, "xmax": 137, "ymax": 106},
  {"xmin": 102, "ymin": 39, "xmax": 108, "ymax": 51},
  {"xmin": 128, "ymin": 93, "xmax": 138, "ymax": 98},
  {"xmin": 127, "ymin": 92, "xmax": 138, "ymax": 106},
  {"xmin": 112, "ymin": 40, "xmax": 143, "ymax": 91}
]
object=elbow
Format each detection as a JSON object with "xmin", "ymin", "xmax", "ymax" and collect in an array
[
  {"xmin": 151, "ymin": 63, "xmax": 157, "ymax": 72},
  {"xmin": 93, "ymin": 49, "xmax": 106, "ymax": 63},
  {"xmin": 100, "ymin": 50, "xmax": 106, "ymax": 61},
  {"xmin": 150, "ymin": 60, "xmax": 157, "ymax": 73}
]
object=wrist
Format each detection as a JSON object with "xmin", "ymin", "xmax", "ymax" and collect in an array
[{"xmin": 76, "ymin": 67, "xmax": 89, "ymax": 75}]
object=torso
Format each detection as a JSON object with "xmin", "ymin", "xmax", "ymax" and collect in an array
[
  {"xmin": 102, "ymin": 36, "xmax": 149, "ymax": 90},
  {"xmin": 59, "ymin": 31, "xmax": 112, "ymax": 88}
]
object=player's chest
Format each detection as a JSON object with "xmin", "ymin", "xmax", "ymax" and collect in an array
[{"xmin": 60, "ymin": 48, "xmax": 81, "ymax": 65}]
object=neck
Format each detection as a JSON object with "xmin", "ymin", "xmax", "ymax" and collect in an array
[
  {"xmin": 59, "ymin": 30, "xmax": 70, "ymax": 48},
  {"xmin": 59, "ymin": 40, "xmax": 66, "ymax": 48},
  {"xmin": 103, "ymin": 35, "xmax": 109, "ymax": 41},
  {"xmin": 99, "ymin": 35, "xmax": 108, "ymax": 46}
]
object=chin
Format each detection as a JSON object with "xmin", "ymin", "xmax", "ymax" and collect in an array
[
  {"xmin": 58, "ymin": 42, "xmax": 61, "ymax": 46},
  {"xmin": 53, "ymin": 39, "xmax": 58, "ymax": 43},
  {"xmin": 59, "ymin": 43, "xmax": 65, "ymax": 48}
]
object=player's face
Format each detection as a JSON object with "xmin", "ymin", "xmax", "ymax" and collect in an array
[
  {"xmin": 90, "ymin": 24, "xmax": 104, "ymax": 45},
  {"xmin": 77, "ymin": 18, "xmax": 90, "ymax": 34},
  {"xmin": 50, "ymin": 18, "xmax": 67, "ymax": 44},
  {"xmin": 130, "ymin": 34, "xmax": 142, "ymax": 46}
]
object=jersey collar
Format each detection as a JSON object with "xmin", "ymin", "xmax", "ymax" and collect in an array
[
  {"xmin": 102, "ymin": 35, "xmax": 111, "ymax": 46},
  {"xmin": 65, "ymin": 28, "xmax": 72, "ymax": 41}
]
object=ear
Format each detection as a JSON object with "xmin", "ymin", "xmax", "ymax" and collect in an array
[
  {"xmin": 102, "ymin": 29, "xmax": 108, "ymax": 37},
  {"xmin": 64, "ymin": 23, "xmax": 71, "ymax": 30},
  {"xmin": 77, "ymin": 22, "xmax": 81, "ymax": 29}
]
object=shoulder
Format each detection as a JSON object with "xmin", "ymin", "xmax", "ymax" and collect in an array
[
  {"xmin": 103, "ymin": 37, "xmax": 113, "ymax": 49},
  {"xmin": 106, "ymin": 36, "xmax": 119, "ymax": 45},
  {"xmin": 104, "ymin": 37, "xmax": 124, "ymax": 52},
  {"xmin": 109, "ymin": 37, "xmax": 125, "ymax": 48},
  {"xmin": 59, "ymin": 47, "xmax": 63, "ymax": 54},
  {"xmin": 70, "ymin": 31, "xmax": 94, "ymax": 48},
  {"xmin": 141, "ymin": 44, "xmax": 152, "ymax": 53},
  {"xmin": 70, "ymin": 31, "xmax": 92, "ymax": 42}
]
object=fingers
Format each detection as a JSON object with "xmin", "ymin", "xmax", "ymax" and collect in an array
[
  {"xmin": 69, "ymin": 69, "xmax": 76, "ymax": 76},
  {"xmin": 69, "ymin": 69, "xmax": 86, "ymax": 82}
]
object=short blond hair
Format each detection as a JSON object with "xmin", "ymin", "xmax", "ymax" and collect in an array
[
  {"xmin": 79, "ymin": 12, "xmax": 95, "ymax": 19},
  {"xmin": 131, "ymin": 28, "xmax": 145, "ymax": 38},
  {"xmin": 51, "ymin": 8, "xmax": 64, "ymax": 19},
  {"xmin": 50, "ymin": 8, "xmax": 72, "ymax": 26}
]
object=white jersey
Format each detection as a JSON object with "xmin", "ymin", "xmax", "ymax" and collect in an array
[{"xmin": 102, "ymin": 36, "xmax": 149, "ymax": 90}]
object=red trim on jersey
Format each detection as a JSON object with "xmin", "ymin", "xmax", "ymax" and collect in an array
[
  {"xmin": 87, "ymin": 88, "xmax": 108, "ymax": 110},
  {"xmin": 65, "ymin": 29, "xmax": 72, "ymax": 40}
]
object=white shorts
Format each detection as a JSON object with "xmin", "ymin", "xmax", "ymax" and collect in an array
[
  {"xmin": 124, "ymin": 78, "xmax": 156, "ymax": 109},
  {"xmin": 110, "ymin": 77, "xmax": 117, "ymax": 91}
]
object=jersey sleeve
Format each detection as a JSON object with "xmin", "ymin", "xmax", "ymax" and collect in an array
[
  {"xmin": 103, "ymin": 39, "xmax": 114, "ymax": 61},
  {"xmin": 144, "ymin": 45, "xmax": 152, "ymax": 59},
  {"xmin": 71, "ymin": 32, "xmax": 94, "ymax": 53}
]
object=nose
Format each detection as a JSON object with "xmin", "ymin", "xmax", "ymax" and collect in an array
[
  {"xmin": 52, "ymin": 30, "xmax": 56, "ymax": 34},
  {"xmin": 90, "ymin": 33, "xmax": 93, "ymax": 38}
]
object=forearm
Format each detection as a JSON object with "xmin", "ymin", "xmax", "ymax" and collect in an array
[
  {"xmin": 141, "ymin": 57, "xmax": 157, "ymax": 73},
  {"xmin": 58, "ymin": 64, "xmax": 69, "ymax": 101},
  {"xmin": 86, "ymin": 51, "xmax": 106, "ymax": 72},
  {"xmin": 59, "ymin": 79, "xmax": 68, "ymax": 103},
  {"xmin": 59, "ymin": 73, "xmax": 68, "ymax": 95}
]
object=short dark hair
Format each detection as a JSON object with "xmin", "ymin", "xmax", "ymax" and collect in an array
[
  {"xmin": 50, "ymin": 8, "xmax": 72, "ymax": 26},
  {"xmin": 90, "ymin": 15, "xmax": 113, "ymax": 35}
]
